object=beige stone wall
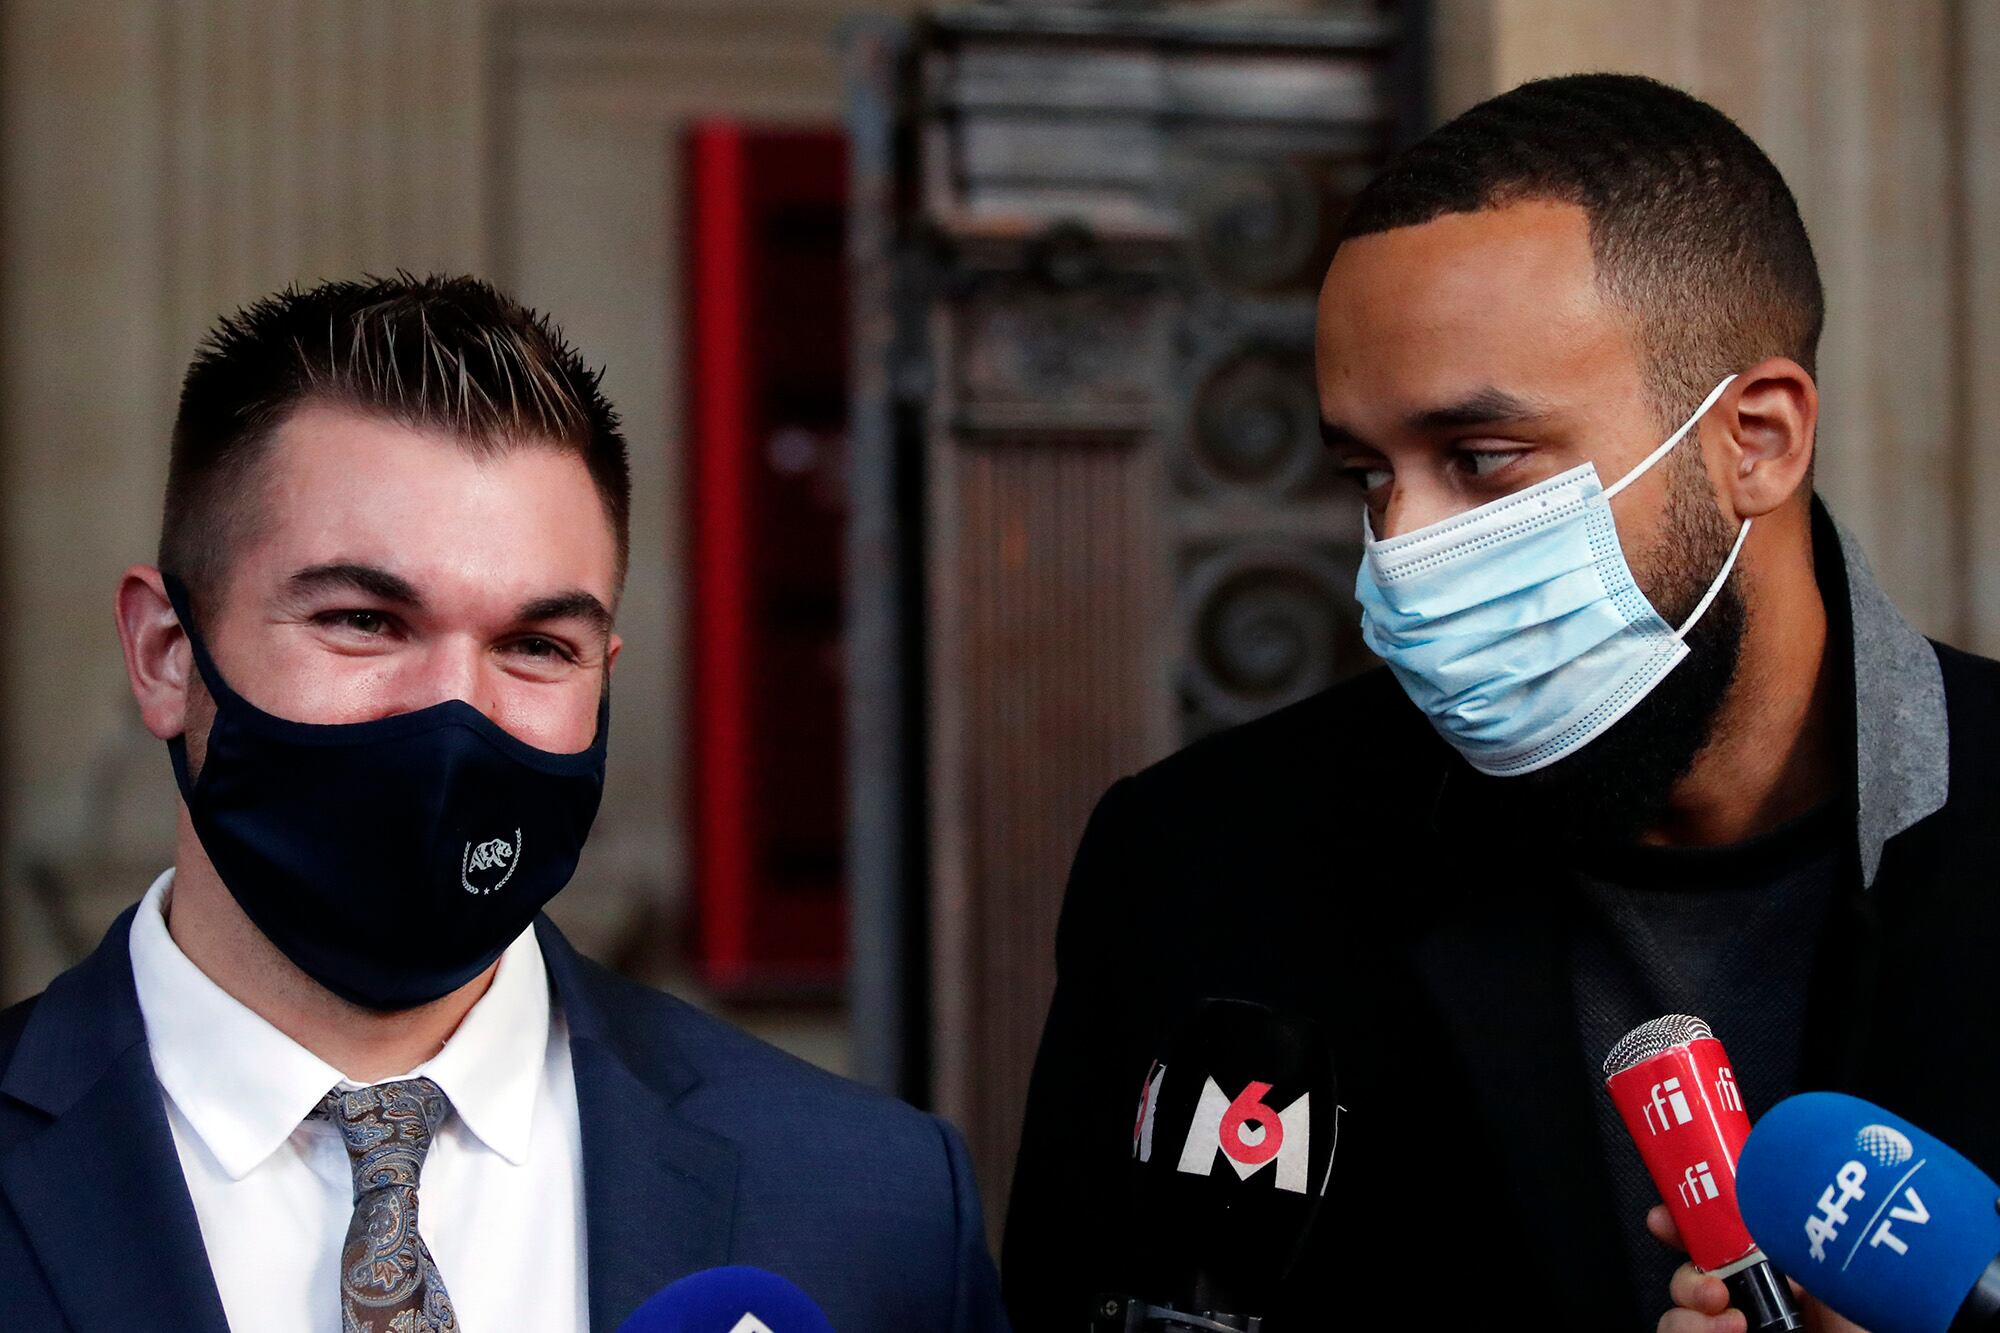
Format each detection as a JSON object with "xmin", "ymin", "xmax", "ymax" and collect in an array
[
  {"xmin": 2, "ymin": 0, "xmax": 492, "ymax": 997},
  {"xmin": 0, "ymin": 0, "xmax": 901, "ymax": 1015},
  {"xmin": 1436, "ymin": 0, "xmax": 2000, "ymax": 651},
  {"xmin": 2, "ymin": 4, "xmax": 1987, "ymax": 1104}
]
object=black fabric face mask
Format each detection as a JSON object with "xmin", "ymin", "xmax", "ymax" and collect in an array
[{"xmin": 163, "ymin": 576, "xmax": 609, "ymax": 1010}]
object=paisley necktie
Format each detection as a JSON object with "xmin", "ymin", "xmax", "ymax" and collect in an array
[{"xmin": 316, "ymin": 1077, "xmax": 461, "ymax": 1333}]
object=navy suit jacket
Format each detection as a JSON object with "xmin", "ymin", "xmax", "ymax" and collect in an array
[{"xmin": 0, "ymin": 908, "xmax": 1008, "ymax": 1331}]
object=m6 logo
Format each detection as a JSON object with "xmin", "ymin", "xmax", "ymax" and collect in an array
[
  {"xmin": 1133, "ymin": 1061, "xmax": 1166, "ymax": 1163},
  {"xmin": 1176, "ymin": 1078, "xmax": 1311, "ymax": 1194}
]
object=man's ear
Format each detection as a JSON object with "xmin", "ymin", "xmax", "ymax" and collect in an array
[
  {"xmin": 117, "ymin": 565, "xmax": 193, "ymax": 740},
  {"xmin": 1711, "ymin": 357, "xmax": 1817, "ymax": 519}
]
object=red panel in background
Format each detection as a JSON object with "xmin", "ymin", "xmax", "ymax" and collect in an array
[{"xmin": 685, "ymin": 122, "xmax": 850, "ymax": 995}]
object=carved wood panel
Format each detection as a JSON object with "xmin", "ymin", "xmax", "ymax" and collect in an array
[{"xmin": 849, "ymin": 2, "xmax": 1426, "ymax": 1238}]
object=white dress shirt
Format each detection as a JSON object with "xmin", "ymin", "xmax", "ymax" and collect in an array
[{"xmin": 127, "ymin": 869, "xmax": 591, "ymax": 1332}]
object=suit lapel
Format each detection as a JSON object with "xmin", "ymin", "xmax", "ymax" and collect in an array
[
  {"xmin": 0, "ymin": 1047, "xmax": 230, "ymax": 1332},
  {"xmin": 4, "ymin": 910, "xmax": 743, "ymax": 1333},
  {"xmin": 1409, "ymin": 867, "xmax": 1630, "ymax": 1323},
  {"xmin": 0, "ymin": 907, "xmax": 229, "ymax": 1333},
  {"xmin": 537, "ymin": 921, "xmax": 741, "ymax": 1330}
]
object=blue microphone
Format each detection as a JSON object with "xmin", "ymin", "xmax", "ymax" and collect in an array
[
  {"xmin": 615, "ymin": 1266, "xmax": 835, "ymax": 1332},
  {"xmin": 1737, "ymin": 1092, "xmax": 2000, "ymax": 1332}
]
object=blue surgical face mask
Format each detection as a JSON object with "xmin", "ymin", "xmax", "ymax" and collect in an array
[{"xmin": 1354, "ymin": 375, "xmax": 1747, "ymax": 777}]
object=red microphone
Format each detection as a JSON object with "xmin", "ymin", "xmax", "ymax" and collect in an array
[{"xmin": 1603, "ymin": 1014, "xmax": 1804, "ymax": 1329}]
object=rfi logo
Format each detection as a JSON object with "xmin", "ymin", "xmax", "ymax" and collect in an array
[
  {"xmin": 1678, "ymin": 1160, "xmax": 1719, "ymax": 1207},
  {"xmin": 1644, "ymin": 1077, "xmax": 1694, "ymax": 1135},
  {"xmin": 1715, "ymin": 1067, "xmax": 1743, "ymax": 1113}
]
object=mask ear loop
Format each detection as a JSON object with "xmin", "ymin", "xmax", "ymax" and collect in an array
[
  {"xmin": 1600, "ymin": 374, "xmax": 1739, "ymax": 504},
  {"xmin": 160, "ymin": 572, "xmax": 242, "ymax": 706},
  {"xmin": 1592, "ymin": 374, "xmax": 1750, "ymax": 639},
  {"xmin": 1674, "ymin": 517, "xmax": 1752, "ymax": 639}
]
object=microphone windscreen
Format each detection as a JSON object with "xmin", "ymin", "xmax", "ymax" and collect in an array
[
  {"xmin": 615, "ymin": 1266, "xmax": 834, "ymax": 1333},
  {"xmin": 1738, "ymin": 1092, "xmax": 2000, "ymax": 1333},
  {"xmin": 1128, "ymin": 997, "xmax": 1338, "ymax": 1317},
  {"xmin": 1602, "ymin": 1014, "xmax": 1759, "ymax": 1271}
]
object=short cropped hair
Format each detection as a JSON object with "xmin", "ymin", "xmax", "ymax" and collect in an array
[
  {"xmin": 1337, "ymin": 73, "xmax": 1824, "ymax": 428},
  {"xmin": 161, "ymin": 273, "xmax": 629, "ymax": 606}
]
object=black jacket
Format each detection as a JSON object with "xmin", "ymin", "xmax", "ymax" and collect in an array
[{"xmin": 1002, "ymin": 504, "xmax": 2000, "ymax": 1329}]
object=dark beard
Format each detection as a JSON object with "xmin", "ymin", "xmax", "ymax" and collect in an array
[{"xmin": 1505, "ymin": 448, "xmax": 1749, "ymax": 842}]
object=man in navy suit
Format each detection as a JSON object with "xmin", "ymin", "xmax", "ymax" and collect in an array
[{"xmin": 0, "ymin": 275, "xmax": 1006, "ymax": 1331}]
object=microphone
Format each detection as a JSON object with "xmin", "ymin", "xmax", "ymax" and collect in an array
[
  {"xmin": 1737, "ymin": 1091, "xmax": 2000, "ymax": 1332},
  {"xmin": 1096, "ymin": 997, "xmax": 1339, "ymax": 1332},
  {"xmin": 1602, "ymin": 1014, "xmax": 1805, "ymax": 1330},
  {"xmin": 615, "ymin": 1266, "xmax": 834, "ymax": 1333}
]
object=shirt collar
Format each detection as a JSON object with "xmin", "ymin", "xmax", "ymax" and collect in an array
[
  {"xmin": 128, "ymin": 870, "xmax": 342, "ymax": 1180},
  {"xmin": 395, "ymin": 909, "xmax": 549, "ymax": 1166},
  {"xmin": 128, "ymin": 870, "xmax": 551, "ymax": 1177}
]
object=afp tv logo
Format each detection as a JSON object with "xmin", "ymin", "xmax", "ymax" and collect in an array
[{"xmin": 1133, "ymin": 1062, "xmax": 1321, "ymax": 1196}]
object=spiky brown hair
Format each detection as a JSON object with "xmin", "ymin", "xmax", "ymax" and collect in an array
[{"xmin": 160, "ymin": 272, "xmax": 629, "ymax": 605}]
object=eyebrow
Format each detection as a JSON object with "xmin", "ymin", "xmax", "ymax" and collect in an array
[
  {"xmin": 285, "ymin": 562, "xmax": 613, "ymax": 637},
  {"xmin": 1321, "ymin": 386, "xmax": 1559, "ymax": 453},
  {"xmin": 516, "ymin": 590, "xmax": 614, "ymax": 639},
  {"xmin": 1409, "ymin": 386, "xmax": 1555, "ymax": 432},
  {"xmin": 285, "ymin": 561, "xmax": 424, "ymax": 607}
]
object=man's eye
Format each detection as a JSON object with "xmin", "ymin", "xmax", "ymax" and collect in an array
[
  {"xmin": 511, "ymin": 636, "xmax": 575, "ymax": 663},
  {"xmin": 1458, "ymin": 449, "xmax": 1524, "ymax": 479},
  {"xmin": 1456, "ymin": 448, "xmax": 1528, "ymax": 480},
  {"xmin": 321, "ymin": 610, "xmax": 389, "ymax": 634},
  {"xmin": 1342, "ymin": 465, "xmax": 1393, "ymax": 494}
]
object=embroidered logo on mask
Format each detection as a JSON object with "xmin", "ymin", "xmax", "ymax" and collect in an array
[{"xmin": 462, "ymin": 830, "xmax": 522, "ymax": 896}]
